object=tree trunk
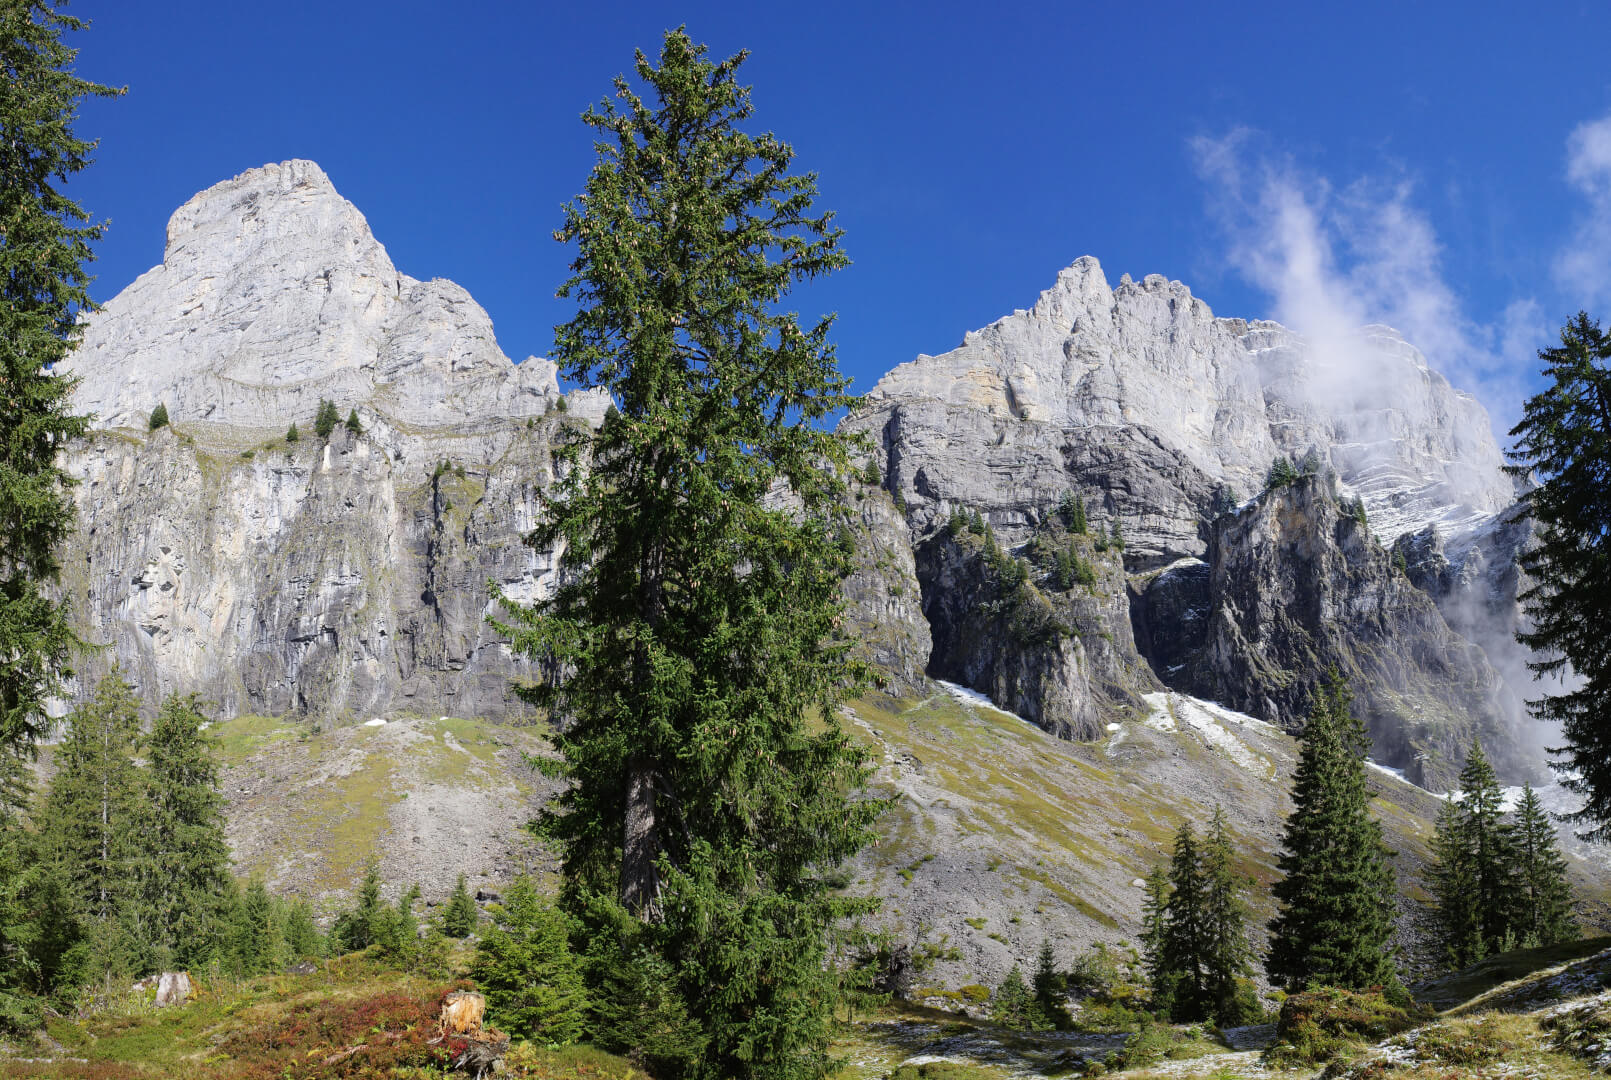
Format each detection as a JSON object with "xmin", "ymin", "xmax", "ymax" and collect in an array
[{"xmin": 621, "ymin": 758, "xmax": 661, "ymax": 921}]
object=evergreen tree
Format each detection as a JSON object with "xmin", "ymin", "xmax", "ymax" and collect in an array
[
  {"xmin": 0, "ymin": 0, "xmax": 116, "ymax": 824},
  {"xmin": 991, "ymin": 964, "xmax": 1030, "ymax": 1027},
  {"xmin": 42, "ymin": 670, "xmax": 143, "ymax": 929},
  {"xmin": 1454, "ymin": 739, "xmax": 1519, "ymax": 955},
  {"xmin": 1513, "ymin": 785, "xmax": 1577, "ymax": 948},
  {"xmin": 1265, "ymin": 456, "xmax": 1300, "ymax": 489},
  {"xmin": 1210, "ymin": 485, "xmax": 1239, "ymax": 518},
  {"xmin": 1030, "ymin": 939, "xmax": 1071, "ymax": 1030},
  {"xmin": 862, "ymin": 458, "xmax": 880, "ymax": 487},
  {"xmin": 140, "ymin": 693, "xmax": 230, "ymax": 968},
  {"xmin": 1507, "ymin": 313, "xmax": 1611, "ymax": 838},
  {"xmin": 332, "ymin": 864, "xmax": 387, "ymax": 953},
  {"xmin": 147, "ymin": 402, "xmax": 168, "ymax": 431},
  {"xmin": 285, "ymin": 422, "xmax": 299, "ymax": 443},
  {"xmin": 1158, "ymin": 821, "xmax": 1209, "ymax": 1021},
  {"xmin": 344, "ymin": 408, "xmax": 362, "ymax": 435},
  {"xmin": 1266, "ymin": 670, "xmax": 1398, "ymax": 991},
  {"xmin": 1059, "ymin": 492, "xmax": 1087, "ymax": 534},
  {"xmin": 228, "ymin": 879, "xmax": 280, "ymax": 977},
  {"xmin": 493, "ymin": 31, "xmax": 883, "ymax": 1080},
  {"xmin": 1201, "ymin": 807, "xmax": 1256, "ymax": 1024},
  {"xmin": 588, "ymin": 937, "xmax": 708, "ymax": 1076},
  {"xmin": 281, "ymin": 898, "xmax": 324, "ymax": 959},
  {"xmin": 969, "ymin": 508, "xmax": 986, "ymax": 535},
  {"xmin": 1139, "ymin": 864, "xmax": 1171, "ymax": 1005},
  {"xmin": 314, "ymin": 398, "xmax": 340, "ymax": 439},
  {"xmin": 1428, "ymin": 798, "xmax": 1483, "ymax": 968},
  {"xmin": 443, "ymin": 872, "xmax": 478, "ymax": 937},
  {"xmin": 470, "ymin": 876, "xmax": 588, "ymax": 1044}
]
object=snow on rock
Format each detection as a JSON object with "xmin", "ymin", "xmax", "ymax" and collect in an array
[
  {"xmin": 1141, "ymin": 691, "xmax": 1274, "ymax": 776},
  {"xmin": 938, "ymin": 680, "xmax": 1032, "ymax": 726}
]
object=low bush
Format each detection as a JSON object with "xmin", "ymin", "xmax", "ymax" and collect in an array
[{"xmin": 1263, "ymin": 985, "xmax": 1426, "ymax": 1067}]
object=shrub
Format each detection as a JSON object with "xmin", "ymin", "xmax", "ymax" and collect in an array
[
  {"xmin": 469, "ymin": 876, "xmax": 588, "ymax": 1044},
  {"xmin": 286, "ymin": 422, "xmax": 299, "ymax": 443},
  {"xmin": 147, "ymin": 402, "xmax": 169, "ymax": 430},
  {"xmin": 863, "ymin": 458, "xmax": 881, "ymax": 486},
  {"xmin": 1263, "ymin": 986, "xmax": 1426, "ymax": 1067},
  {"xmin": 315, "ymin": 398, "xmax": 340, "ymax": 438},
  {"xmin": 345, "ymin": 408, "xmax": 362, "ymax": 435},
  {"xmin": 442, "ymin": 872, "xmax": 478, "ymax": 937}
]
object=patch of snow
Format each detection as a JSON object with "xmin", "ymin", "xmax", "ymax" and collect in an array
[
  {"xmin": 363, "ymin": 718, "xmax": 386, "ymax": 727},
  {"xmin": 937, "ymin": 680, "xmax": 1030, "ymax": 726},
  {"xmin": 197, "ymin": 722, "xmax": 210, "ymax": 731},
  {"xmin": 1367, "ymin": 759, "xmax": 1414, "ymax": 785},
  {"xmin": 1141, "ymin": 691, "xmax": 1274, "ymax": 775},
  {"xmin": 1105, "ymin": 722, "xmax": 1121, "ymax": 732}
]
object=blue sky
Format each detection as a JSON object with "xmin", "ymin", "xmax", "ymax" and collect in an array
[{"xmin": 63, "ymin": 2, "xmax": 1611, "ymax": 436}]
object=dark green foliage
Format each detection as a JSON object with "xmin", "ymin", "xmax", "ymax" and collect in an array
[
  {"xmin": 0, "ymin": 0, "xmax": 115, "ymax": 823},
  {"xmin": 1059, "ymin": 492, "xmax": 1087, "ymax": 533},
  {"xmin": 41, "ymin": 670, "xmax": 143, "ymax": 933},
  {"xmin": 1202, "ymin": 808, "xmax": 1258, "ymax": 1024},
  {"xmin": 1154, "ymin": 821, "xmax": 1208, "ymax": 1021},
  {"xmin": 1266, "ymin": 670, "xmax": 1399, "ymax": 992},
  {"xmin": 1392, "ymin": 548, "xmax": 1408, "ymax": 574},
  {"xmin": 493, "ymin": 31, "xmax": 883, "ymax": 1080},
  {"xmin": 147, "ymin": 402, "xmax": 169, "ymax": 430},
  {"xmin": 1429, "ymin": 798, "xmax": 1483, "ymax": 967},
  {"xmin": 1139, "ymin": 864, "xmax": 1170, "ymax": 998},
  {"xmin": 1266, "ymin": 456, "xmax": 1300, "ymax": 489},
  {"xmin": 285, "ymin": 422, "xmax": 299, "ymax": 443},
  {"xmin": 443, "ymin": 872, "xmax": 478, "ymax": 938},
  {"xmin": 1030, "ymin": 939, "xmax": 1072, "ymax": 1030},
  {"xmin": 470, "ymin": 876, "xmax": 588, "ymax": 1044},
  {"xmin": 1109, "ymin": 520, "xmax": 1125, "ymax": 552},
  {"xmin": 1507, "ymin": 312, "xmax": 1611, "ymax": 839},
  {"xmin": 968, "ymin": 508, "xmax": 986, "ymax": 535},
  {"xmin": 333, "ymin": 864, "xmax": 388, "ymax": 953},
  {"xmin": 555, "ymin": 395, "xmax": 568, "ymax": 413},
  {"xmin": 991, "ymin": 964, "xmax": 1030, "ymax": 1026},
  {"xmin": 1514, "ymin": 784, "xmax": 1577, "ymax": 947},
  {"xmin": 140, "ymin": 693, "xmax": 231, "ymax": 968},
  {"xmin": 947, "ymin": 507, "xmax": 968, "ymax": 536},
  {"xmin": 227, "ymin": 879, "xmax": 280, "ymax": 977},
  {"xmin": 1457, "ymin": 740, "xmax": 1518, "ymax": 956},
  {"xmin": 314, "ymin": 398, "xmax": 340, "ymax": 439},
  {"xmin": 862, "ymin": 458, "xmax": 881, "ymax": 486},
  {"xmin": 588, "ymin": 939, "xmax": 708, "ymax": 1075},
  {"xmin": 1346, "ymin": 497, "xmax": 1369, "ymax": 526},
  {"xmin": 345, "ymin": 408, "xmax": 362, "ymax": 434},
  {"xmin": 281, "ymin": 898, "xmax": 324, "ymax": 959}
]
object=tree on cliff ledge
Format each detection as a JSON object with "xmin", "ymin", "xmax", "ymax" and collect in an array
[{"xmin": 495, "ymin": 30, "xmax": 884, "ymax": 1080}]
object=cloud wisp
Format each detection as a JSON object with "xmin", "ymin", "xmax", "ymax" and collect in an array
[
  {"xmin": 1556, "ymin": 111, "xmax": 1611, "ymax": 312},
  {"xmin": 1190, "ymin": 129, "xmax": 1539, "ymax": 441}
]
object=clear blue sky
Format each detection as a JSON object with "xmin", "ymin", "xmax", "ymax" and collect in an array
[{"xmin": 62, "ymin": 2, "xmax": 1611, "ymax": 434}]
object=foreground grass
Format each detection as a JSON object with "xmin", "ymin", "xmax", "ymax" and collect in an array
[{"xmin": 0, "ymin": 955, "xmax": 641, "ymax": 1080}]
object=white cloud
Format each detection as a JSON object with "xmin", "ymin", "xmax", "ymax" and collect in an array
[
  {"xmin": 1556, "ymin": 112, "xmax": 1611, "ymax": 309},
  {"xmin": 1191, "ymin": 131, "xmax": 1539, "ymax": 438}
]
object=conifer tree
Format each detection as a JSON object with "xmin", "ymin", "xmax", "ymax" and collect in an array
[
  {"xmin": 42, "ymin": 671, "xmax": 143, "ymax": 928},
  {"xmin": 281, "ymin": 898, "xmax": 324, "ymax": 959},
  {"xmin": 1201, "ymin": 807, "xmax": 1256, "ymax": 1024},
  {"xmin": 494, "ymin": 30, "xmax": 884, "ymax": 1080},
  {"xmin": 588, "ymin": 941, "xmax": 708, "ymax": 1076},
  {"xmin": 1158, "ymin": 821, "xmax": 1209, "ymax": 1021},
  {"xmin": 1266, "ymin": 670, "xmax": 1398, "ymax": 991},
  {"xmin": 1513, "ymin": 785, "xmax": 1577, "ymax": 948},
  {"xmin": 470, "ymin": 876, "xmax": 588, "ymax": 1044},
  {"xmin": 1454, "ymin": 739, "xmax": 1519, "ymax": 955},
  {"xmin": 285, "ymin": 422, "xmax": 299, "ymax": 443},
  {"xmin": 991, "ymin": 964, "xmax": 1030, "ymax": 1026},
  {"xmin": 0, "ymin": 0, "xmax": 117, "ymax": 823},
  {"xmin": 147, "ymin": 402, "xmax": 168, "ymax": 431},
  {"xmin": 314, "ymin": 398, "xmax": 340, "ymax": 439},
  {"xmin": 1428, "ymin": 798, "xmax": 1483, "ymax": 968},
  {"xmin": 443, "ymin": 872, "xmax": 478, "ymax": 937},
  {"xmin": 345, "ymin": 408, "xmax": 362, "ymax": 435},
  {"xmin": 333, "ymin": 865, "xmax": 387, "ymax": 952},
  {"xmin": 140, "ymin": 693, "xmax": 230, "ymax": 967},
  {"xmin": 1507, "ymin": 313, "xmax": 1611, "ymax": 838},
  {"xmin": 1139, "ymin": 864, "xmax": 1171, "ymax": 1004},
  {"xmin": 228, "ymin": 879, "xmax": 280, "ymax": 977},
  {"xmin": 1030, "ymin": 939, "xmax": 1071, "ymax": 1030}
]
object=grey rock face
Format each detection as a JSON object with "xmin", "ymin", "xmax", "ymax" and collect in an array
[
  {"xmin": 61, "ymin": 160, "xmax": 600, "ymax": 481},
  {"xmin": 841, "ymin": 485, "xmax": 932, "ymax": 694},
  {"xmin": 1132, "ymin": 475, "xmax": 1529, "ymax": 788},
  {"xmin": 60, "ymin": 420, "xmax": 584, "ymax": 721}
]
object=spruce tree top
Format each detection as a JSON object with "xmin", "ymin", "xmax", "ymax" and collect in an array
[{"xmin": 0, "ymin": 2, "xmax": 120, "ymax": 815}]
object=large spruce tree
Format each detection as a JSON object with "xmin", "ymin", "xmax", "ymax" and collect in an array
[
  {"xmin": 1201, "ymin": 807, "xmax": 1256, "ymax": 1024},
  {"xmin": 1513, "ymin": 785, "xmax": 1577, "ymax": 948},
  {"xmin": 1266, "ymin": 670, "xmax": 1399, "ymax": 991},
  {"xmin": 140, "ymin": 694, "xmax": 231, "ymax": 968},
  {"xmin": 1428, "ymin": 798, "xmax": 1483, "ymax": 967},
  {"xmin": 1156, "ymin": 821, "xmax": 1208, "ymax": 1021},
  {"xmin": 1454, "ymin": 740, "xmax": 1519, "ymax": 955},
  {"xmin": 0, "ymin": 0, "xmax": 116, "ymax": 817},
  {"xmin": 1508, "ymin": 312, "xmax": 1611, "ymax": 838},
  {"xmin": 495, "ymin": 30, "xmax": 883, "ymax": 1080}
]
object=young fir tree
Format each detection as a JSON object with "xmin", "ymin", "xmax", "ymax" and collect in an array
[
  {"xmin": 0, "ymin": 0, "xmax": 115, "ymax": 825},
  {"xmin": 470, "ymin": 876, "xmax": 589, "ymax": 1044},
  {"xmin": 588, "ymin": 941, "xmax": 709, "ymax": 1076},
  {"xmin": 285, "ymin": 422, "xmax": 299, "ymax": 443},
  {"xmin": 344, "ymin": 408, "xmax": 362, "ymax": 435},
  {"xmin": 42, "ymin": 671, "xmax": 144, "ymax": 930},
  {"xmin": 1201, "ymin": 807, "xmax": 1257, "ymax": 1025},
  {"xmin": 1030, "ymin": 939, "xmax": 1071, "ymax": 1030},
  {"xmin": 228, "ymin": 879, "xmax": 280, "ymax": 977},
  {"xmin": 1513, "ymin": 785, "xmax": 1577, "ymax": 948},
  {"xmin": 1157, "ymin": 821, "xmax": 1209, "ymax": 1022},
  {"xmin": 139, "ymin": 694, "xmax": 231, "ymax": 968},
  {"xmin": 314, "ymin": 398, "xmax": 340, "ymax": 439},
  {"xmin": 1266, "ymin": 670, "xmax": 1399, "ymax": 991},
  {"xmin": 442, "ymin": 872, "xmax": 478, "ymax": 937},
  {"xmin": 333, "ymin": 864, "xmax": 387, "ymax": 952},
  {"xmin": 1507, "ymin": 313, "xmax": 1611, "ymax": 838},
  {"xmin": 1139, "ymin": 864, "xmax": 1171, "ymax": 1007},
  {"xmin": 991, "ymin": 964, "xmax": 1031, "ymax": 1027},
  {"xmin": 281, "ymin": 898, "xmax": 324, "ymax": 959},
  {"xmin": 493, "ymin": 31, "xmax": 884, "ymax": 1080},
  {"xmin": 147, "ymin": 402, "xmax": 169, "ymax": 431},
  {"xmin": 1453, "ymin": 739, "xmax": 1519, "ymax": 956},
  {"xmin": 1428, "ymin": 798, "xmax": 1484, "ymax": 968}
]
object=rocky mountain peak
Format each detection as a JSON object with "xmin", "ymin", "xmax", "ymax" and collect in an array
[{"xmin": 62, "ymin": 161, "xmax": 586, "ymax": 471}]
